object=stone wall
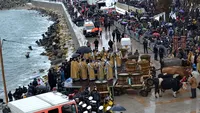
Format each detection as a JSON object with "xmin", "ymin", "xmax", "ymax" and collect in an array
[{"xmin": 32, "ymin": 0, "xmax": 87, "ymax": 50}]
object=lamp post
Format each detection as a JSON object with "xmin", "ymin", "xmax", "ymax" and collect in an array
[
  {"xmin": 126, "ymin": 0, "xmax": 129, "ymax": 12},
  {"xmin": 128, "ymin": 0, "xmax": 129, "ymax": 12},
  {"xmin": 0, "ymin": 39, "xmax": 8, "ymax": 104}
]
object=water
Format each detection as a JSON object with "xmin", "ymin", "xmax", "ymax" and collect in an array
[{"xmin": 0, "ymin": 9, "xmax": 54, "ymax": 97}]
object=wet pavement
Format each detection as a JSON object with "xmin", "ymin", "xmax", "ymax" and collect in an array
[{"xmin": 84, "ymin": 25, "xmax": 200, "ymax": 113}]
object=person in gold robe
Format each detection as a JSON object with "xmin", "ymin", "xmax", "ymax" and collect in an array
[
  {"xmin": 84, "ymin": 53, "xmax": 90, "ymax": 60},
  {"xmin": 90, "ymin": 50, "xmax": 96, "ymax": 60},
  {"xmin": 79, "ymin": 59, "xmax": 88, "ymax": 80},
  {"xmin": 102, "ymin": 51, "xmax": 108, "ymax": 61},
  {"xmin": 97, "ymin": 60, "xmax": 105, "ymax": 80},
  {"xmin": 108, "ymin": 51, "xmax": 114, "ymax": 65},
  {"xmin": 105, "ymin": 59, "xmax": 114, "ymax": 80},
  {"xmin": 73, "ymin": 59, "xmax": 80, "ymax": 80},
  {"xmin": 116, "ymin": 50, "xmax": 122, "ymax": 67},
  {"xmin": 70, "ymin": 59, "xmax": 75, "ymax": 79},
  {"xmin": 96, "ymin": 51, "xmax": 101, "ymax": 60},
  {"xmin": 197, "ymin": 54, "xmax": 200, "ymax": 72},
  {"xmin": 188, "ymin": 51, "xmax": 193, "ymax": 63},
  {"xmin": 87, "ymin": 60, "xmax": 96, "ymax": 80}
]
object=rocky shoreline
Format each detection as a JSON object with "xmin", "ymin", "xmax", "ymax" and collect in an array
[
  {"xmin": 0, "ymin": 0, "xmax": 27, "ymax": 10},
  {"xmin": 31, "ymin": 7, "xmax": 75, "ymax": 66},
  {"xmin": 1, "ymin": 1, "xmax": 75, "ymax": 67}
]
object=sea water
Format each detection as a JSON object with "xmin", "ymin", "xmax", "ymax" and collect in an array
[{"xmin": 0, "ymin": 9, "xmax": 53, "ymax": 97}]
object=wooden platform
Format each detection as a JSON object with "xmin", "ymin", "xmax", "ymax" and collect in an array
[{"xmin": 115, "ymin": 84, "xmax": 143, "ymax": 88}]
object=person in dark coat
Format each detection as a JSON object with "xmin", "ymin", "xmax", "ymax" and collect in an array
[
  {"xmin": 22, "ymin": 86, "xmax": 27, "ymax": 94},
  {"xmin": 32, "ymin": 78, "xmax": 38, "ymax": 87},
  {"xmin": 90, "ymin": 86, "xmax": 100, "ymax": 107},
  {"xmin": 94, "ymin": 39, "xmax": 99, "ymax": 50},
  {"xmin": 104, "ymin": 23, "xmax": 108, "ymax": 32},
  {"xmin": 65, "ymin": 60, "xmax": 71, "ymax": 79},
  {"xmin": 13, "ymin": 89, "xmax": 19, "ymax": 100},
  {"xmin": 189, "ymin": 74, "xmax": 197, "ymax": 98},
  {"xmin": 112, "ymin": 30, "xmax": 116, "ymax": 42},
  {"xmin": 108, "ymin": 39, "xmax": 113, "ymax": 49},
  {"xmin": 159, "ymin": 47, "xmax": 164, "ymax": 62},
  {"xmin": 134, "ymin": 49, "xmax": 140, "ymax": 57},
  {"xmin": 143, "ymin": 39, "xmax": 148, "ymax": 54},
  {"xmin": 51, "ymin": 69, "xmax": 57, "ymax": 90},
  {"xmin": 8, "ymin": 91, "xmax": 13, "ymax": 102},
  {"xmin": 153, "ymin": 44, "xmax": 158, "ymax": 60},
  {"xmin": 107, "ymin": 17, "xmax": 111, "ymax": 31},
  {"xmin": 48, "ymin": 69, "xmax": 55, "ymax": 90},
  {"xmin": 18, "ymin": 86, "xmax": 23, "ymax": 98},
  {"xmin": 116, "ymin": 29, "xmax": 121, "ymax": 43}
]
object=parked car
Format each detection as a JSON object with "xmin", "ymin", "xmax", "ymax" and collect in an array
[{"xmin": 83, "ymin": 20, "xmax": 96, "ymax": 37}]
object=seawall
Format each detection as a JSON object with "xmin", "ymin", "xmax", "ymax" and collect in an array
[{"xmin": 31, "ymin": 0, "xmax": 87, "ymax": 50}]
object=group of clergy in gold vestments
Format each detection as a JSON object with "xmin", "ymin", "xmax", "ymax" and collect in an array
[{"xmin": 70, "ymin": 48, "xmax": 122, "ymax": 81}]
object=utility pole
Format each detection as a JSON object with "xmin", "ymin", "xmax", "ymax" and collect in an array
[{"xmin": 0, "ymin": 40, "xmax": 8, "ymax": 104}]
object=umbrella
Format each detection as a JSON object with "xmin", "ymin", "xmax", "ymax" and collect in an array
[
  {"xmin": 121, "ymin": 21, "xmax": 128, "ymax": 25},
  {"xmin": 152, "ymin": 32, "xmax": 160, "ymax": 37},
  {"xmin": 179, "ymin": 9, "xmax": 184, "ymax": 13},
  {"xmin": 140, "ymin": 16, "xmax": 147, "ymax": 20},
  {"xmin": 72, "ymin": 53, "xmax": 80, "ymax": 58},
  {"xmin": 76, "ymin": 46, "xmax": 91, "ymax": 54},
  {"xmin": 110, "ymin": 104, "xmax": 126, "ymax": 111},
  {"xmin": 165, "ymin": 23, "xmax": 173, "ymax": 26}
]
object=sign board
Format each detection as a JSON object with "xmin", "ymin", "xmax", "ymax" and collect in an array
[{"xmin": 154, "ymin": 12, "xmax": 166, "ymax": 21}]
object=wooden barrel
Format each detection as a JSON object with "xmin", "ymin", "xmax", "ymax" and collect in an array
[
  {"xmin": 138, "ymin": 59, "xmax": 150, "ymax": 74},
  {"xmin": 140, "ymin": 55, "xmax": 151, "ymax": 62},
  {"xmin": 95, "ymin": 80, "xmax": 109, "ymax": 100},
  {"xmin": 118, "ymin": 73, "xmax": 129, "ymax": 85},
  {"xmin": 125, "ymin": 60, "xmax": 137, "ymax": 72},
  {"xmin": 138, "ymin": 60, "xmax": 149, "ymax": 65},
  {"xmin": 130, "ymin": 73, "xmax": 142, "ymax": 84},
  {"xmin": 95, "ymin": 80, "xmax": 108, "ymax": 92},
  {"xmin": 128, "ymin": 55, "xmax": 139, "ymax": 61}
]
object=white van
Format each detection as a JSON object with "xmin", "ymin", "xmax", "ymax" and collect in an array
[
  {"xmin": 6, "ymin": 92, "xmax": 78, "ymax": 113},
  {"xmin": 121, "ymin": 37, "xmax": 132, "ymax": 53},
  {"xmin": 83, "ymin": 20, "xmax": 95, "ymax": 37}
]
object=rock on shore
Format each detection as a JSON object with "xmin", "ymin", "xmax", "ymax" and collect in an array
[
  {"xmin": 31, "ymin": 7, "xmax": 75, "ymax": 65},
  {"xmin": 0, "ymin": 0, "xmax": 27, "ymax": 9}
]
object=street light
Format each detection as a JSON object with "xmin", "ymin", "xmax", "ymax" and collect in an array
[
  {"xmin": 0, "ymin": 39, "xmax": 8, "ymax": 104},
  {"xmin": 125, "ymin": 0, "xmax": 130, "ymax": 12}
]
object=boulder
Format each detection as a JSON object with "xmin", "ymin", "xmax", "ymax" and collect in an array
[
  {"xmin": 51, "ymin": 58, "xmax": 66, "ymax": 65},
  {"xmin": 40, "ymin": 52, "xmax": 47, "ymax": 56}
]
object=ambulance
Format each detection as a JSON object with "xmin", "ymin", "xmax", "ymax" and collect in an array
[
  {"xmin": 83, "ymin": 20, "xmax": 96, "ymax": 37},
  {"xmin": 4, "ymin": 92, "xmax": 78, "ymax": 113}
]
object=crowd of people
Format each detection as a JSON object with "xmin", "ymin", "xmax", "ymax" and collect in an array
[
  {"xmin": 61, "ymin": 0, "xmax": 200, "ymax": 99},
  {"xmin": 7, "ymin": 77, "xmax": 48, "ymax": 102},
  {"xmin": 57, "ymin": 47, "xmax": 123, "ymax": 82}
]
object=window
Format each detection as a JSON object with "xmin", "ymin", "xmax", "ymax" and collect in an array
[
  {"xmin": 71, "ymin": 104, "xmax": 76, "ymax": 113},
  {"xmin": 85, "ymin": 26, "xmax": 95, "ymax": 30},
  {"xmin": 48, "ymin": 108, "xmax": 59, "ymax": 113},
  {"xmin": 61, "ymin": 104, "xmax": 77, "ymax": 113}
]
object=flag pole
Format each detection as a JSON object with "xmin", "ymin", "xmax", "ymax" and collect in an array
[{"xmin": 0, "ymin": 39, "xmax": 8, "ymax": 104}]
